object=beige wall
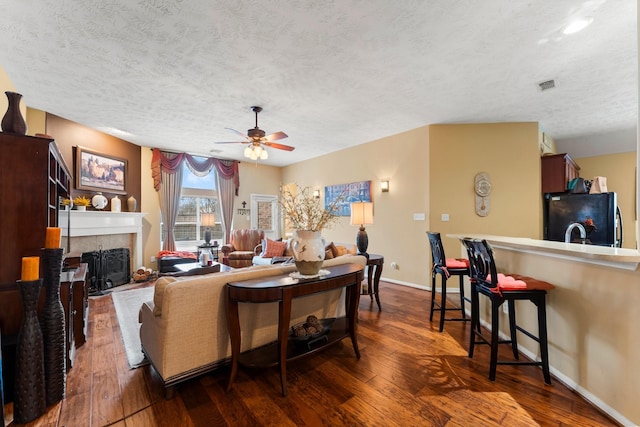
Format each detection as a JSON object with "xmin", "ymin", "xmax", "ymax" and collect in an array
[
  {"xmin": 429, "ymin": 122, "xmax": 542, "ymax": 259},
  {"xmin": 283, "ymin": 126, "xmax": 430, "ymax": 286},
  {"xmin": 576, "ymin": 152, "xmax": 637, "ymax": 249}
]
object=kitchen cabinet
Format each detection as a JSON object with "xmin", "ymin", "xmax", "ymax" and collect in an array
[{"xmin": 541, "ymin": 153, "xmax": 580, "ymax": 193}]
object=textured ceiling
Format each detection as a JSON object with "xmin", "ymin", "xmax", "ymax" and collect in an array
[{"xmin": 0, "ymin": 0, "xmax": 637, "ymax": 166}]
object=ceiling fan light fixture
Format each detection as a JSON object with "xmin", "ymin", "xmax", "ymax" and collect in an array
[{"xmin": 260, "ymin": 149, "xmax": 268, "ymax": 160}]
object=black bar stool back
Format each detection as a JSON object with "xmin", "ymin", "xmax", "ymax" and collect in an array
[
  {"xmin": 461, "ymin": 237, "xmax": 554, "ymax": 384},
  {"xmin": 427, "ymin": 232, "xmax": 470, "ymax": 332}
]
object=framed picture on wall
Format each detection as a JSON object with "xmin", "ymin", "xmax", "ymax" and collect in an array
[
  {"xmin": 324, "ymin": 180, "xmax": 372, "ymax": 216},
  {"xmin": 75, "ymin": 146, "xmax": 127, "ymax": 194}
]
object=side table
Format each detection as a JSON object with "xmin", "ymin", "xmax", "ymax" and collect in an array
[
  {"xmin": 197, "ymin": 243, "xmax": 219, "ymax": 262},
  {"xmin": 362, "ymin": 254, "xmax": 384, "ymax": 311}
]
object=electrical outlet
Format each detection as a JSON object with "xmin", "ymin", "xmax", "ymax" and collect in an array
[
  {"xmin": 150, "ymin": 256, "xmax": 156, "ymax": 263},
  {"xmin": 391, "ymin": 262, "xmax": 399, "ymax": 270}
]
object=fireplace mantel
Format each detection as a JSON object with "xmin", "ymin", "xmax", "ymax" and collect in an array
[{"xmin": 59, "ymin": 210, "xmax": 146, "ymax": 267}]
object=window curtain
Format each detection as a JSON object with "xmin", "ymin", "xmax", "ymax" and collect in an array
[
  {"xmin": 215, "ymin": 160, "xmax": 238, "ymax": 242},
  {"xmin": 155, "ymin": 151, "xmax": 183, "ymax": 251},
  {"xmin": 151, "ymin": 149, "xmax": 239, "ymax": 249}
]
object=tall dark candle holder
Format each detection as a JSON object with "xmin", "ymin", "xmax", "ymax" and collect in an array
[
  {"xmin": 40, "ymin": 247, "xmax": 66, "ymax": 405},
  {"xmin": 14, "ymin": 279, "xmax": 46, "ymax": 423}
]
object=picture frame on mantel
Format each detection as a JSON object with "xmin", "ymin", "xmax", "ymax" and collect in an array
[{"xmin": 75, "ymin": 146, "xmax": 127, "ymax": 194}]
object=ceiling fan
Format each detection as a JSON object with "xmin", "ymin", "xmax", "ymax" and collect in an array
[{"xmin": 215, "ymin": 106, "xmax": 295, "ymax": 160}]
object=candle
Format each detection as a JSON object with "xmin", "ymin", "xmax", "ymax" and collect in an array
[
  {"xmin": 45, "ymin": 227, "xmax": 61, "ymax": 249},
  {"xmin": 21, "ymin": 256, "xmax": 39, "ymax": 281}
]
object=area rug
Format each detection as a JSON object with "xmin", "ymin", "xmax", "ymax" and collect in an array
[{"xmin": 111, "ymin": 287, "xmax": 154, "ymax": 369}]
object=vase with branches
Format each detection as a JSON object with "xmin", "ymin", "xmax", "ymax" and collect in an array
[{"xmin": 280, "ymin": 184, "xmax": 344, "ymax": 276}]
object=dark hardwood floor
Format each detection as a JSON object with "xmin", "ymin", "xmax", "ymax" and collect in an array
[{"xmin": 4, "ymin": 280, "xmax": 618, "ymax": 426}]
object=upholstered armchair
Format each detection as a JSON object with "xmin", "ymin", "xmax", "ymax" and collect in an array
[{"xmin": 221, "ymin": 229, "xmax": 265, "ymax": 268}]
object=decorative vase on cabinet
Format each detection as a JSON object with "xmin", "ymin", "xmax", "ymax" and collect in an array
[{"xmin": 1, "ymin": 91, "xmax": 27, "ymax": 135}]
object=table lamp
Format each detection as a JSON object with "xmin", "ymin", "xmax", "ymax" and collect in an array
[
  {"xmin": 201, "ymin": 213, "xmax": 215, "ymax": 244},
  {"xmin": 350, "ymin": 201, "xmax": 373, "ymax": 255}
]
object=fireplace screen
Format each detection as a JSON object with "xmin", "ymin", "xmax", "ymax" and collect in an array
[{"xmin": 81, "ymin": 248, "xmax": 131, "ymax": 294}]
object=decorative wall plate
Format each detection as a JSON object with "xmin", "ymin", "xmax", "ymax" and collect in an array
[{"xmin": 474, "ymin": 172, "xmax": 491, "ymax": 216}]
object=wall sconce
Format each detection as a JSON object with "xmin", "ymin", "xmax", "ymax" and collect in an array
[
  {"xmin": 381, "ymin": 180, "xmax": 389, "ymax": 192},
  {"xmin": 313, "ymin": 189, "xmax": 320, "ymax": 199}
]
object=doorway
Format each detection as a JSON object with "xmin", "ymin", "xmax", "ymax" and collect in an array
[{"xmin": 250, "ymin": 194, "xmax": 280, "ymax": 240}]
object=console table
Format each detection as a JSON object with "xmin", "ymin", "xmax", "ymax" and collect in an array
[{"xmin": 226, "ymin": 263, "xmax": 364, "ymax": 396}]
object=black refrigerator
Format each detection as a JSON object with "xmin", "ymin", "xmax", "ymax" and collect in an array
[{"xmin": 544, "ymin": 192, "xmax": 621, "ymax": 247}]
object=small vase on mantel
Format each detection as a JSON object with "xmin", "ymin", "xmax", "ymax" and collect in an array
[
  {"xmin": 111, "ymin": 195, "xmax": 121, "ymax": 212},
  {"xmin": 1, "ymin": 91, "xmax": 27, "ymax": 135},
  {"xmin": 127, "ymin": 195, "xmax": 137, "ymax": 212}
]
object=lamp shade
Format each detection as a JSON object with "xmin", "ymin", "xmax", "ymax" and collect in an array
[
  {"xmin": 350, "ymin": 202, "xmax": 373, "ymax": 226},
  {"xmin": 201, "ymin": 213, "xmax": 215, "ymax": 227}
]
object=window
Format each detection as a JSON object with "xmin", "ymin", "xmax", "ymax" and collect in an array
[{"xmin": 161, "ymin": 162, "xmax": 223, "ymax": 251}]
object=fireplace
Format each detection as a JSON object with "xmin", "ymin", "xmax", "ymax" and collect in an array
[
  {"xmin": 59, "ymin": 210, "xmax": 146, "ymax": 269},
  {"xmin": 81, "ymin": 248, "xmax": 131, "ymax": 293}
]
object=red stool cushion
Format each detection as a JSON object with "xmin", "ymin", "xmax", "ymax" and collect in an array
[{"xmin": 446, "ymin": 258, "xmax": 470, "ymax": 269}]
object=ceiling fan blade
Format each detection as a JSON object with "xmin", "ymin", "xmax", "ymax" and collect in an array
[
  {"xmin": 264, "ymin": 141, "xmax": 295, "ymax": 151},
  {"xmin": 225, "ymin": 127, "xmax": 249, "ymax": 139},
  {"xmin": 264, "ymin": 131, "xmax": 288, "ymax": 141}
]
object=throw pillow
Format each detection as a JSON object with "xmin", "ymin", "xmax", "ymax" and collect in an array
[
  {"xmin": 325, "ymin": 248, "xmax": 334, "ymax": 259},
  {"xmin": 335, "ymin": 245, "xmax": 348, "ymax": 256},
  {"xmin": 283, "ymin": 239, "xmax": 293, "ymax": 256},
  {"xmin": 263, "ymin": 238, "xmax": 288, "ymax": 258},
  {"xmin": 326, "ymin": 242, "xmax": 339, "ymax": 258}
]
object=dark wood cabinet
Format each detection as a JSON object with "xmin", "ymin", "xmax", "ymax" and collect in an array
[
  {"xmin": 0, "ymin": 132, "xmax": 72, "ymax": 401},
  {"xmin": 541, "ymin": 153, "xmax": 580, "ymax": 193},
  {"xmin": 0, "ymin": 133, "xmax": 71, "ymax": 291}
]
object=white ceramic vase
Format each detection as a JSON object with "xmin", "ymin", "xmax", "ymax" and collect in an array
[{"xmin": 290, "ymin": 230, "xmax": 326, "ymax": 275}]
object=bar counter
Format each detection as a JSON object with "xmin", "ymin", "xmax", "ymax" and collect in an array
[{"xmin": 447, "ymin": 234, "xmax": 640, "ymax": 270}]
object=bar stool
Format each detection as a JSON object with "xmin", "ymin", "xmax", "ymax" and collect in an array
[
  {"xmin": 461, "ymin": 237, "xmax": 554, "ymax": 384},
  {"xmin": 427, "ymin": 232, "xmax": 470, "ymax": 332}
]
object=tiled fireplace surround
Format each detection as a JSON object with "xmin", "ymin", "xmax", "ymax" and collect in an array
[{"xmin": 59, "ymin": 210, "xmax": 146, "ymax": 269}]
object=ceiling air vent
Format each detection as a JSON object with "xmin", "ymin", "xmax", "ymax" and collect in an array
[{"xmin": 538, "ymin": 79, "xmax": 556, "ymax": 91}]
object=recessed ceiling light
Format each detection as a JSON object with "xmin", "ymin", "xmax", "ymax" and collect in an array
[{"xmin": 563, "ymin": 17, "xmax": 594, "ymax": 35}]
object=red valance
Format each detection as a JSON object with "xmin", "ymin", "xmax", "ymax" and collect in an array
[{"xmin": 151, "ymin": 149, "xmax": 239, "ymax": 195}]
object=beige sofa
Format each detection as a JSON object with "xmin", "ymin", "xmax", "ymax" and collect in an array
[{"xmin": 139, "ymin": 254, "xmax": 367, "ymax": 394}]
